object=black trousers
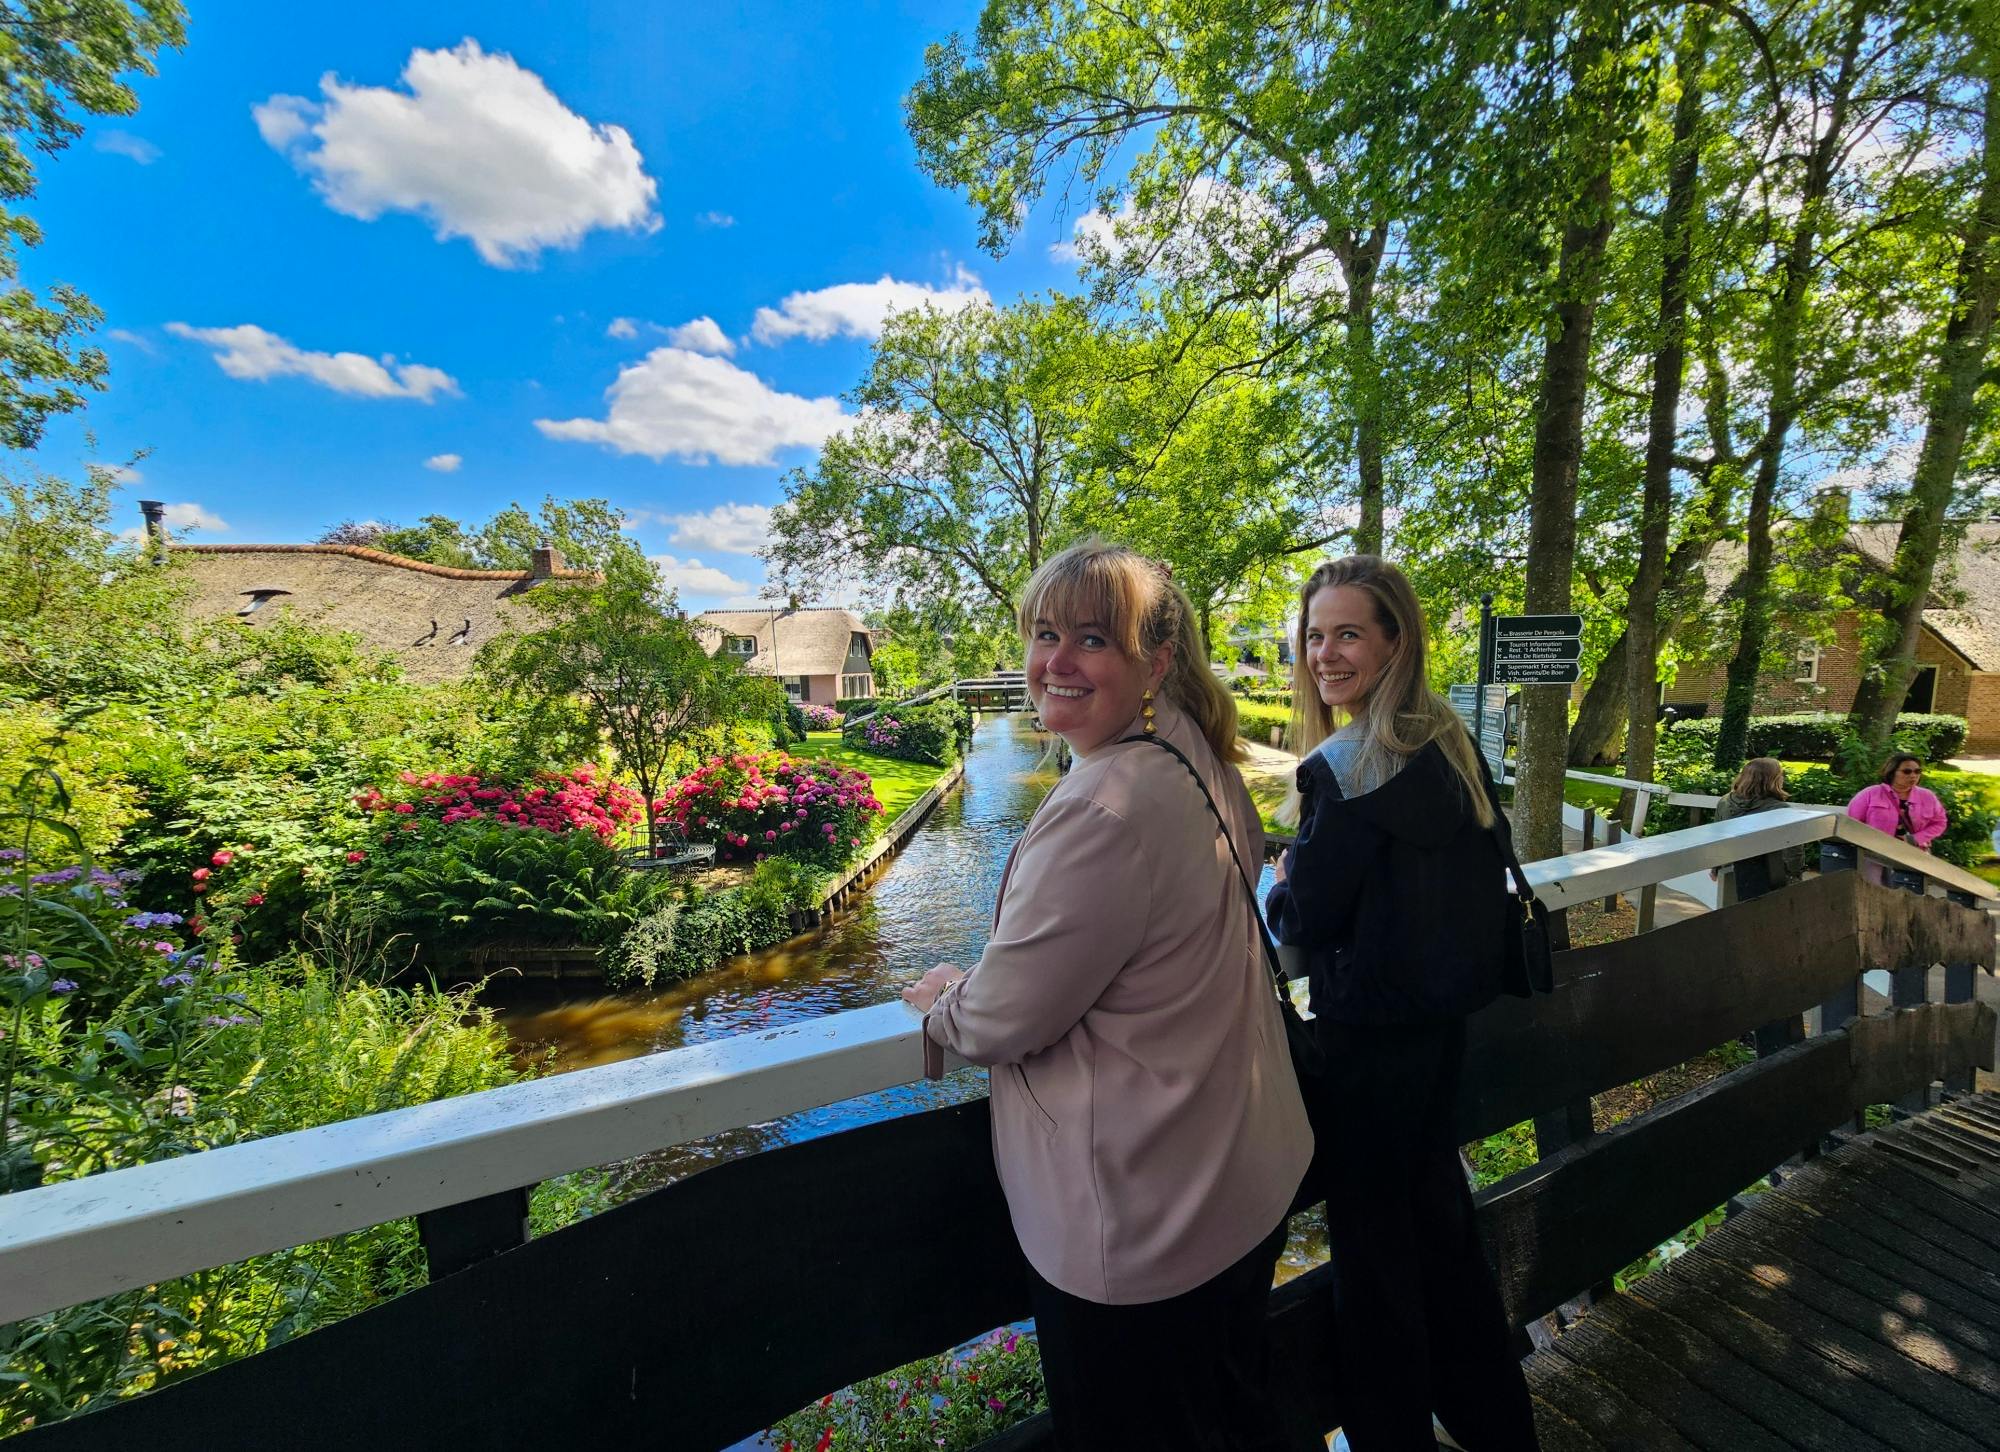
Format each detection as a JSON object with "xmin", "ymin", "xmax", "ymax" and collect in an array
[
  {"xmin": 1316, "ymin": 1017, "xmax": 1540, "ymax": 1452},
  {"xmin": 1027, "ymin": 1219, "xmax": 1316, "ymax": 1452}
]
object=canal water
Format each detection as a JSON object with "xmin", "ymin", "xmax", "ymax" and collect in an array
[{"xmin": 490, "ymin": 710, "xmax": 1316, "ymax": 1234}]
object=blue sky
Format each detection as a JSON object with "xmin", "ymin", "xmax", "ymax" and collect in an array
[{"xmin": 27, "ymin": 1, "xmax": 1084, "ymax": 608}]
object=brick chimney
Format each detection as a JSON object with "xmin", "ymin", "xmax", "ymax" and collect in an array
[{"xmin": 530, "ymin": 544, "xmax": 564, "ymax": 579}]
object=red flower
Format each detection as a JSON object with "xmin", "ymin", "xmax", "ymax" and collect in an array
[
  {"xmin": 346, "ymin": 850, "xmax": 367, "ymax": 864},
  {"xmin": 210, "ymin": 849, "xmax": 234, "ymax": 867},
  {"xmin": 247, "ymin": 893, "xmax": 266, "ymax": 907},
  {"xmin": 814, "ymin": 1430, "xmax": 833, "ymax": 1452},
  {"xmin": 190, "ymin": 867, "xmax": 210, "ymax": 882}
]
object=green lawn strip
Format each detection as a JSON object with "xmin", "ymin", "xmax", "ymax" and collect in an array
[{"xmin": 796, "ymin": 731, "xmax": 954, "ymax": 824}]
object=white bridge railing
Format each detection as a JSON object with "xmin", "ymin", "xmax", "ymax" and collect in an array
[{"xmin": 0, "ymin": 809, "xmax": 1990, "ymax": 1325}]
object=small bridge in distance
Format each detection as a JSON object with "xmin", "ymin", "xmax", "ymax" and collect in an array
[{"xmin": 849, "ymin": 670, "xmax": 1030, "ymax": 719}]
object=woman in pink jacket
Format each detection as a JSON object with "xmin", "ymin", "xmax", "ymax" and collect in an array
[
  {"xmin": 1846, "ymin": 753, "xmax": 1947, "ymax": 850},
  {"xmin": 904, "ymin": 539, "xmax": 1313, "ymax": 1452}
]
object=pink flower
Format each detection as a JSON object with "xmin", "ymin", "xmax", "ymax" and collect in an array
[
  {"xmin": 392, "ymin": 802, "xmax": 416, "ymax": 815},
  {"xmin": 210, "ymin": 849, "xmax": 234, "ymax": 867},
  {"xmin": 764, "ymin": 830, "xmax": 777, "ymax": 842},
  {"xmin": 190, "ymin": 867, "xmax": 210, "ymax": 882},
  {"xmin": 346, "ymin": 850, "xmax": 367, "ymax": 864},
  {"xmin": 247, "ymin": 893, "xmax": 266, "ymax": 906}
]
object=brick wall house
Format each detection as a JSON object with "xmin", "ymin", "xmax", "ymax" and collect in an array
[{"xmin": 1662, "ymin": 521, "xmax": 2000, "ymax": 751}]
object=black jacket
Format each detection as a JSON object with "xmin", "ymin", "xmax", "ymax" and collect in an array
[{"xmin": 1267, "ymin": 737, "xmax": 1514, "ymax": 1025}]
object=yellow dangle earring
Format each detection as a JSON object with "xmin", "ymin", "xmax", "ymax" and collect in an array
[{"xmin": 1142, "ymin": 688, "xmax": 1157, "ymax": 735}]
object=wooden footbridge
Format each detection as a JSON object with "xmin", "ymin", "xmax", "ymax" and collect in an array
[
  {"xmin": 0, "ymin": 807, "xmax": 1996, "ymax": 1449},
  {"xmin": 848, "ymin": 670, "xmax": 1030, "ymax": 721}
]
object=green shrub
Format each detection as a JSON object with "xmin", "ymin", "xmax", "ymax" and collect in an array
[
  {"xmin": 1234, "ymin": 699, "xmax": 1292, "ymax": 747},
  {"xmin": 842, "ymin": 698, "xmax": 969, "ymax": 766},
  {"xmin": 836, "ymin": 696, "xmax": 885, "ymax": 716},
  {"xmin": 1658, "ymin": 711, "xmax": 1968, "ymax": 765},
  {"xmin": 349, "ymin": 820, "xmax": 676, "ymax": 960},
  {"xmin": 769, "ymin": 1328, "xmax": 1046, "ymax": 1451}
]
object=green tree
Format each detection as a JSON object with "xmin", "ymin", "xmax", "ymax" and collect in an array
[
  {"xmin": 0, "ymin": 1, "xmax": 184, "ymax": 448},
  {"xmin": 1849, "ymin": 16, "xmax": 2000, "ymax": 756},
  {"xmin": 319, "ymin": 497, "xmax": 654, "ymax": 588},
  {"xmin": 479, "ymin": 584, "xmax": 780, "ymax": 851},
  {"xmin": 767, "ymin": 297, "xmax": 1102, "ymax": 621}
]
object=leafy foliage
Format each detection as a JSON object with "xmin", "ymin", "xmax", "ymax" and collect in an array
[
  {"xmin": 841, "ymin": 698, "xmax": 970, "ymax": 767},
  {"xmin": 1659, "ymin": 713, "xmax": 1969, "ymax": 766},
  {"xmin": 658, "ymin": 751, "xmax": 884, "ymax": 867},
  {"xmin": 769, "ymin": 1328, "xmax": 1046, "ymax": 1451}
]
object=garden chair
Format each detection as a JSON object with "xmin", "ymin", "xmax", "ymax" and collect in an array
[{"xmin": 625, "ymin": 820, "xmax": 717, "ymax": 872}]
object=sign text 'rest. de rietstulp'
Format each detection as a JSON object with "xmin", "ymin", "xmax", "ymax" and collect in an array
[
  {"xmin": 1491, "ymin": 658, "xmax": 1583, "ymax": 685},
  {"xmin": 1492, "ymin": 637, "xmax": 1583, "ymax": 663},
  {"xmin": 1491, "ymin": 613, "xmax": 1583, "ymax": 641}
]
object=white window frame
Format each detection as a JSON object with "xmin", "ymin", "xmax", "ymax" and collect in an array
[
  {"xmin": 1794, "ymin": 640, "xmax": 1821, "ymax": 684},
  {"xmin": 840, "ymin": 673, "xmax": 875, "ymax": 699},
  {"xmin": 782, "ymin": 675, "xmax": 807, "ymax": 700},
  {"xmin": 726, "ymin": 635, "xmax": 756, "ymax": 656}
]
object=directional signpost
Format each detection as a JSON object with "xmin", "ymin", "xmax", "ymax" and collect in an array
[
  {"xmin": 1491, "ymin": 613, "xmax": 1584, "ymax": 687},
  {"xmin": 1449, "ymin": 683, "xmax": 1508, "ymax": 779}
]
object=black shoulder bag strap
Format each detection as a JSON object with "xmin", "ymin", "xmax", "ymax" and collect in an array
[{"xmin": 1117, "ymin": 734, "xmax": 1289, "ymax": 992}]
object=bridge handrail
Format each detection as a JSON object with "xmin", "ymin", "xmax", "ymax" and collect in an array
[{"xmin": 0, "ymin": 809, "xmax": 1989, "ymax": 1324}]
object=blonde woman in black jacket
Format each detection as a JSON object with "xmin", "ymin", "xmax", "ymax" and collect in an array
[{"xmin": 1267, "ymin": 555, "xmax": 1538, "ymax": 1452}]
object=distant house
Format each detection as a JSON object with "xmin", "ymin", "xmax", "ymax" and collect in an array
[
  {"xmin": 1664, "ymin": 520, "xmax": 2000, "ymax": 750},
  {"xmin": 151, "ymin": 507, "xmax": 591, "ymax": 685},
  {"xmin": 693, "ymin": 607, "xmax": 875, "ymax": 705}
]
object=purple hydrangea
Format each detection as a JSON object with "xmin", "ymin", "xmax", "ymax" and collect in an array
[
  {"xmin": 158, "ymin": 972, "xmax": 195, "ymax": 989},
  {"xmin": 49, "ymin": 979, "xmax": 77, "ymax": 996},
  {"xmin": 124, "ymin": 911, "xmax": 185, "ymax": 929}
]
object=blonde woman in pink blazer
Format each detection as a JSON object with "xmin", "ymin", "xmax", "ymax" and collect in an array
[
  {"xmin": 903, "ymin": 539, "xmax": 1313, "ymax": 1452},
  {"xmin": 1846, "ymin": 753, "xmax": 1947, "ymax": 851}
]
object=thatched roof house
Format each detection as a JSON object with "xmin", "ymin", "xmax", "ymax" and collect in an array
[
  {"xmin": 693, "ymin": 607, "xmax": 875, "ymax": 706},
  {"xmin": 170, "ymin": 542, "xmax": 591, "ymax": 685},
  {"xmin": 1666, "ymin": 518, "xmax": 2000, "ymax": 749}
]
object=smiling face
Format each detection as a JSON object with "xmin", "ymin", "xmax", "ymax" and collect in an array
[
  {"xmin": 1891, "ymin": 758, "xmax": 1924, "ymax": 795},
  {"xmin": 1303, "ymin": 583, "xmax": 1397, "ymax": 715},
  {"xmin": 1027, "ymin": 616, "xmax": 1170, "ymax": 758}
]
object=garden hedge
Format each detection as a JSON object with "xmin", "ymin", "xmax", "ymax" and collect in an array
[
  {"xmin": 1659, "ymin": 711, "xmax": 1967, "ymax": 764},
  {"xmin": 841, "ymin": 697, "xmax": 971, "ymax": 766}
]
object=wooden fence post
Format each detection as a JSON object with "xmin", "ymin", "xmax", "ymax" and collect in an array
[{"xmin": 1943, "ymin": 886, "xmax": 1980, "ymax": 1096}]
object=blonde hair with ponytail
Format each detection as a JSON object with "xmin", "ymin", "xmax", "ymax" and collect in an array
[
  {"xmin": 1286, "ymin": 555, "xmax": 1494, "ymax": 827},
  {"xmin": 1018, "ymin": 538, "xmax": 1244, "ymax": 764}
]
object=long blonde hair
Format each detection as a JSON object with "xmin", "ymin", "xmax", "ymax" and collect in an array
[
  {"xmin": 1286, "ymin": 555, "xmax": 1494, "ymax": 826},
  {"xmin": 1018, "ymin": 538, "xmax": 1244, "ymax": 764}
]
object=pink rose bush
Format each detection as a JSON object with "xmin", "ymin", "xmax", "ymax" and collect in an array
[
  {"xmin": 352, "ymin": 764, "xmax": 645, "ymax": 842},
  {"xmin": 657, "ymin": 751, "xmax": 883, "ymax": 867}
]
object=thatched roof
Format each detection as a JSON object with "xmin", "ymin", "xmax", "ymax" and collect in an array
[
  {"xmin": 1690, "ymin": 520, "xmax": 2000, "ymax": 671},
  {"xmin": 1850, "ymin": 521, "xmax": 2000, "ymax": 670},
  {"xmin": 172, "ymin": 544, "xmax": 592, "ymax": 684},
  {"xmin": 694, "ymin": 607, "xmax": 871, "ymax": 677}
]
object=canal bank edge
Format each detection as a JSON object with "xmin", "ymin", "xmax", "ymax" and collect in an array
[{"xmin": 454, "ymin": 756, "xmax": 970, "ymax": 981}]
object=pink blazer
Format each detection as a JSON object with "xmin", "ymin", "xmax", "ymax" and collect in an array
[
  {"xmin": 1845, "ymin": 782, "xmax": 1946, "ymax": 850},
  {"xmin": 925, "ymin": 700, "xmax": 1312, "ymax": 1304}
]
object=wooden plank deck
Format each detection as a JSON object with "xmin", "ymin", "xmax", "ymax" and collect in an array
[{"xmin": 1525, "ymin": 1091, "xmax": 2000, "ymax": 1450}]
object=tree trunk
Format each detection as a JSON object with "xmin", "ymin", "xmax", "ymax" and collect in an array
[
  {"xmin": 1714, "ymin": 2, "xmax": 1867, "ymax": 769},
  {"xmin": 1848, "ymin": 54, "xmax": 2000, "ymax": 758},
  {"xmin": 1568, "ymin": 630, "xmax": 1629, "ymax": 766},
  {"xmin": 1521, "ymin": 151, "xmax": 1616, "ymax": 858},
  {"xmin": 1625, "ymin": 9, "xmax": 1712, "ymax": 790},
  {"xmin": 1338, "ymin": 225, "xmax": 1390, "ymax": 555}
]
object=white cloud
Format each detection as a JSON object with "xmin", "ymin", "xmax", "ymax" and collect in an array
[
  {"xmin": 167, "ymin": 322, "xmax": 460, "ymax": 402},
  {"xmin": 535, "ymin": 348, "xmax": 846, "ymax": 466},
  {"xmin": 650, "ymin": 554, "xmax": 753, "ymax": 597},
  {"xmin": 106, "ymin": 327, "xmax": 157, "ymax": 353},
  {"xmin": 254, "ymin": 39, "xmax": 660, "ymax": 268},
  {"xmin": 696, "ymin": 210, "xmax": 735, "ymax": 228},
  {"xmin": 750, "ymin": 266, "xmax": 989, "ymax": 345},
  {"xmin": 424, "ymin": 452, "xmax": 463, "ymax": 472},
  {"xmin": 664, "ymin": 316, "xmax": 735, "ymax": 356},
  {"xmin": 96, "ymin": 131, "xmax": 161, "ymax": 164},
  {"xmin": 101, "ymin": 463, "xmax": 143, "ymax": 484},
  {"xmin": 606, "ymin": 317, "xmax": 641, "ymax": 339},
  {"xmin": 664, "ymin": 502, "xmax": 772, "ymax": 554},
  {"xmin": 119, "ymin": 501, "xmax": 229, "ymax": 542}
]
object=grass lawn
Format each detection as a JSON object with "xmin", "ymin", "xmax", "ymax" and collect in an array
[{"xmin": 798, "ymin": 731, "xmax": 955, "ymax": 823}]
